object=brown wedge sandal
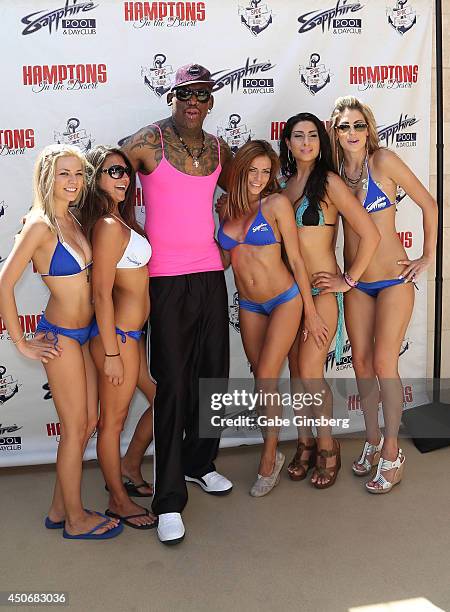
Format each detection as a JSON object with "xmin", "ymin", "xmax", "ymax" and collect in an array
[
  {"xmin": 287, "ymin": 440, "xmax": 317, "ymax": 481},
  {"xmin": 311, "ymin": 439, "xmax": 341, "ymax": 489}
]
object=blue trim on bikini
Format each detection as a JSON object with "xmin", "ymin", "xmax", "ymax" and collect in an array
[{"xmin": 295, "ymin": 195, "xmax": 335, "ymax": 228}]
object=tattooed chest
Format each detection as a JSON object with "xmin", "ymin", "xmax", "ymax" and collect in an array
[{"xmin": 163, "ymin": 139, "xmax": 218, "ymax": 175}]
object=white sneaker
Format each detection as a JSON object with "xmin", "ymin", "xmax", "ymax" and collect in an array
[
  {"xmin": 157, "ymin": 513, "xmax": 185, "ymax": 545},
  {"xmin": 185, "ymin": 471, "xmax": 233, "ymax": 495}
]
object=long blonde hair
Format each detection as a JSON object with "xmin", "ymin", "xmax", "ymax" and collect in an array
[
  {"xmin": 329, "ymin": 96, "xmax": 380, "ymax": 171},
  {"xmin": 30, "ymin": 144, "xmax": 89, "ymax": 233}
]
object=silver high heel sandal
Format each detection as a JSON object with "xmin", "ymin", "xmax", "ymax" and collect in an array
[
  {"xmin": 250, "ymin": 450, "xmax": 285, "ymax": 497},
  {"xmin": 352, "ymin": 435, "xmax": 384, "ymax": 476},
  {"xmin": 365, "ymin": 448, "xmax": 405, "ymax": 494}
]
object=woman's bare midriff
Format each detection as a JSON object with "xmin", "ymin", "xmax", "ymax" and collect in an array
[
  {"xmin": 112, "ymin": 267, "xmax": 150, "ymax": 330},
  {"xmin": 344, "ymin": 211, "xmax": 407, "ymax": 281},
  {"xmin": 231, "ymin": 244, "xmax": 294, "ymax": 303},
  {"xmin": 43, "ymin": 274, "xmax": 94, "ymax": 328},
  {"xmin": 297, "ymin": 226, "xmax": 339, "ymax": 281}
]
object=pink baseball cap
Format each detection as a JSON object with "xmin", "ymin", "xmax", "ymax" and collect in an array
[{"xmin": 170, "ymin": 63, "xmax": 215, "ymax": 90}]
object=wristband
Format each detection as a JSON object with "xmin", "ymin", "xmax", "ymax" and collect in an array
[
  {"xmin": 11, "ymin": 332, "xmax": 25, "ymax": 345},
  {"xmin": 105, "ymin": 352, "xmax": 120, "ymax": 357},
  {"xmin": 343, "ymin": 272, "xmax": 358, "ymax": 288}
]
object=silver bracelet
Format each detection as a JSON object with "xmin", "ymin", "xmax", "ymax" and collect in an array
[{"xmin": 11, "ymin": 331, "xmax": 25, "ymax": 345}]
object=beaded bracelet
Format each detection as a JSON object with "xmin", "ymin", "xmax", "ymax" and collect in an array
[{"xmin": 343, "ymin": 272, "xmax": 359, "ymax": 288}]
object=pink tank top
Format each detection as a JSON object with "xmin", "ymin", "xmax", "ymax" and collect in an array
[{"xmin": 139, "ymin": 124, "xmax": 224, "ymax": 277}]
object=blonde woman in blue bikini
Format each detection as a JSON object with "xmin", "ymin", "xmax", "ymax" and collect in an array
[
  {"xmin": 316, "ymin": 97, "xmax": 438, "ymax": 493},
  {"xmin": 0, "ymin": 144, "xmax": 122, "ymax": 540}
]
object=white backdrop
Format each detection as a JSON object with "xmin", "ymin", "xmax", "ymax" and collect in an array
[{"xmin": 0, "ymin": 0, "xmax": 432, "ymax": 465}]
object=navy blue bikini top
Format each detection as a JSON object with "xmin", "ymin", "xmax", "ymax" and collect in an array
[
  {"xmin": 217, "ymin": 198, "xmax": 280, "ymax": 251},
  {"xmin": 356, "ymin": 160, "xmax": 394, "ymax": 214},
  {"xmin": 41, "ymin": 213, "xmax": 92, "ymax": 277}
]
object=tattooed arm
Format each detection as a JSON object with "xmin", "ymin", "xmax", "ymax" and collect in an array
[
  {"xmin": 217, "ymin": 138, "xmax": 233, "ymax": 191},
  {"xmin": 120, "ymin": 123, "xmax": 163, "ymax": 174}
]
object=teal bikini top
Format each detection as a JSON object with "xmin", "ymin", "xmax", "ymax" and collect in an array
[{"xmin": 294, "ymin": 195, "xmax": 335, "ymax": 228}]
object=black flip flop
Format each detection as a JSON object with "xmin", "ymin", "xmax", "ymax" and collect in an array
[
  {"xmin": 105, "ymin": 508, "xmax": 157, "ymax": 530},
  {"xmin": 123, "ymin": 479, "xmax": 154, "ymax": 498},
  {"xmin": 104, "ymin": 480, "xmax": 154, "ymax": 498}
]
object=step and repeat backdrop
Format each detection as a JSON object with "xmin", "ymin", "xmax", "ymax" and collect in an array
[{"xmin": 0, "ymin": 0, "xmax": 432, "ymax": 465}]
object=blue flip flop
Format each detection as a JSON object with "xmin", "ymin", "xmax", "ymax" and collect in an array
[
  {"xmin": 45, "ymin": 516, "xmax": 65, "ymax": 529},
  {"xmin": 63, "ymin": 519, "xmax": 124, "ymax": 540},
  {"xmin": 45, "ymin": 509, "xmax": 103, "ymax": 530}
]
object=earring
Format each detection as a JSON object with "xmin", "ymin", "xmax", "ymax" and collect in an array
[
  {"xmin": 288, "ymin": 149, "xmax": 296, "ymax": 165},
  {"xmin": 318, "ymin": 150, "xmax": 322, "ymax": 161},
  {"xmin": 207, "ymin": 109, "xmax": 212, "ymax": 114}
]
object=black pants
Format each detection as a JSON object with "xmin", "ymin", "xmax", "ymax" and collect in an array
[{"xmin": 149, "ymin": 271, "xmax": 229, "ymax": 515}]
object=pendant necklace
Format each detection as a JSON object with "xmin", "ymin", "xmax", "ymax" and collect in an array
[
  {"xmin": 171, "ymin": 121, "xmax": 206, "ymax": 168},
  {"xmin": 340, "ymin": 157, "xmax": 366, "ymax": 188}
]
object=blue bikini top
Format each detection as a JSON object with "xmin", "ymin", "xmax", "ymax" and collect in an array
[
  {"xmin": 217, "ymin": 198, "xmax": 280, "ymax": 251},
  {"xmin": 41, "ymin": 212, "xmax": 92, "ymax": 277},
  {"xmin": 295, "ymin": 195, "xmax": 335, "ymax": 228},
  {"xmin": 362, "ymin": 160, "xmax": 394, "ymax": 214}
]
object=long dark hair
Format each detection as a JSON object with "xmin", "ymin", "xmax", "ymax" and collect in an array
[
  {"xmin": 279, "ymin": 113, "xmax": 334, "ymax": 212},
  {"xmin": 81, "ymin": 145, "xmax": 143, "ymax": 236}
]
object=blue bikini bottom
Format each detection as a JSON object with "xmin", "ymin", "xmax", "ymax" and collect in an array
[
  {"xmin": 239, "ymin": 283, "xmax": 300, "ymax": 317},
  {"xmin": 36, "ymin": 314, "xmax": 94, "ymax": 346},
  {"xmin": 89, "ymin": 320, "xmax": 143, "ymax": 343},
  {"xmin": 356, "ymin": 278, "xmax": 406, "ymax": 298}
]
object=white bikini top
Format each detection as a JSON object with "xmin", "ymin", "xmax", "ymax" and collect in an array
[{"xmin": 111, "ymin": 214, "xmax": 152, "ymax": 269}]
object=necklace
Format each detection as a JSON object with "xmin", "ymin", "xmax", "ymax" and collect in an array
[
  {"xmin": 171, "ymin": 121, "xmax": 206, "ymax": 168},
  {"xmin": 340, "ymin": 157, "xmax": 365, "ymax": 188}
]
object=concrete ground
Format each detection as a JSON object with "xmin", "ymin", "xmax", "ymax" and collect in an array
[{"xmin": 1, "ymin": 437, "xmax": 450, "ymax": 612}]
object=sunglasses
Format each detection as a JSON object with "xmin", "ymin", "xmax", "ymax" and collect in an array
[
  {"xmin": 101, "ymin": 165, "xmax": 131, "ymax": 179},
  {"xmin": 335, "ymin": 122, "xmax": 368, "ymax": 133},
  {"xmin": 174, "ymin": 87, "xmax": 212, "ymax": 103}
]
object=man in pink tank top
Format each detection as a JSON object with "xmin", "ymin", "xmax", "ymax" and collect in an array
[{"xmin": 121, "ymin": 64, "xmax": 233, "ymax": 545}]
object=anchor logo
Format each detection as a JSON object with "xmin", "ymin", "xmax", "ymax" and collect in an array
[
  {"xmin": 238, "ymin": 0, "xmax": 273, "ymax": 36},
  {"xmin": 0, "ymin": 365, "xmax": 20, "ymax": 405},
  {"xmin": 142, "ymin": 53, "xmax": 175, "ymax": 98},
  {"xmin": 387, "ymin": 0, "xmax": 417, "ymax": 35},
  {"xmin": 217, "ymin": 114, "xmax": 253, "ymax": 155},
  {"xmin": 54, "ymin": 117, "xmax": 93, "ymax": 152},
  {"xmin": 299, "ymin": 53, "xmax": 331, "ymax": 95}
]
